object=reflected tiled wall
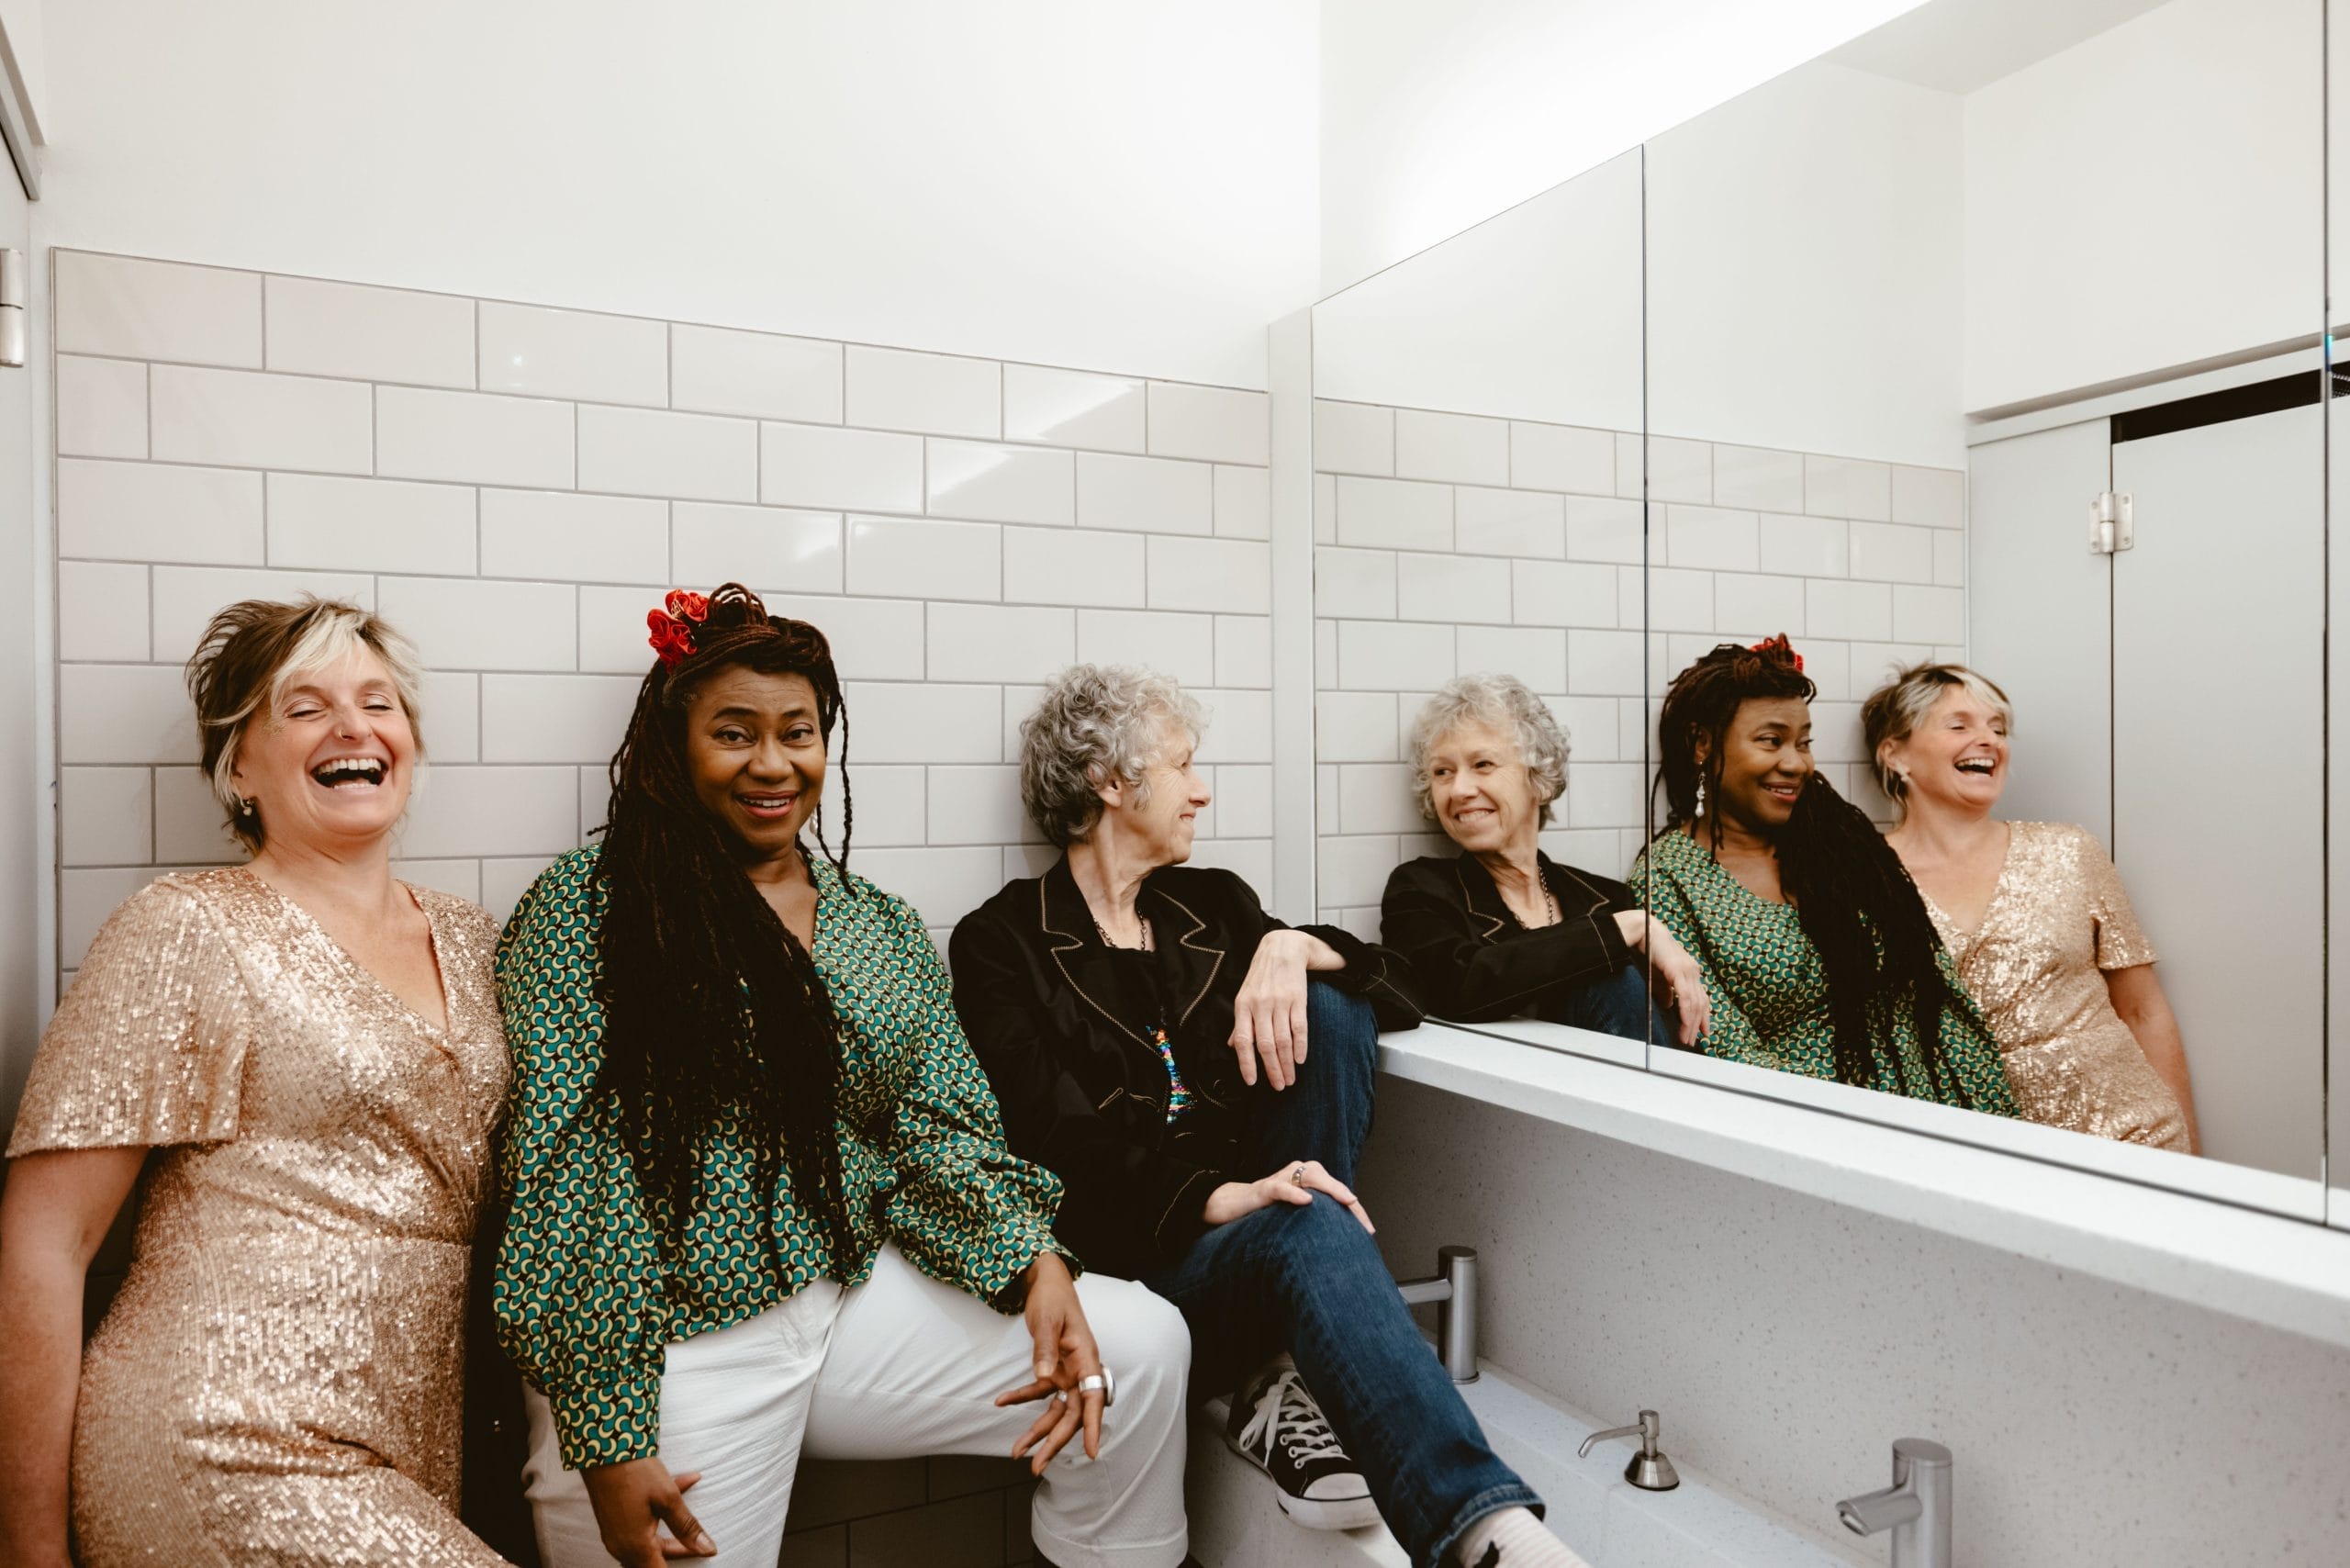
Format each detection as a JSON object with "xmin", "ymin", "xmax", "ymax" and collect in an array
[
  {"xmin": 1311, "ymin": 396, "xmax": 1965, "ymax": 934},
  {"xmin": 50, "ymin": 250, "xmax": 1275, "ymax": 981}
]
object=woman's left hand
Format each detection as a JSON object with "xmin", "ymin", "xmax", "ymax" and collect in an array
[
  {"xmin": 1614, "ymin": 911, "xmax": 1709, "ymax": 1047},
  {"xmin": 1229, "ymin": 930, "xmax": 1328, "ymax": 1090},
  {"xmin": 993, "ymin": 1252, "xmax": 1106, "ymax": 1474}
]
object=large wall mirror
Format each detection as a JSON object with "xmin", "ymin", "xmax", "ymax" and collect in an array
[
  {"xmin": 1638, "ymin": 0, "xmax": 2324, "ymax": 1219},
  {"xmin": 1310, "ymin": 147, "xmax": 1651, "ymax": 1068},
  {"xmin": 1313, "ymin": 0, "xmax": 2337, "ymax": 1224}
]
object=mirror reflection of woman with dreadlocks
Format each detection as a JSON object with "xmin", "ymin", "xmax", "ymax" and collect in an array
[
  {"xmin": 1627, "ymin": 635, "xmax": 2022, "ymax": 1115},
  {"xmin": 491, "ymin": 587, "xmax": 1190, "ymax": 1568}
]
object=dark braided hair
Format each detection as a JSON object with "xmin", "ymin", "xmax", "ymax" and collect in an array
[
  {"xmin": 593, "ymin": 583, "xmax": 858, "ymax": 1282},
  {"xmin": 1651, "ymin": 635, "xmax": 1979, "ymax": 1107}
]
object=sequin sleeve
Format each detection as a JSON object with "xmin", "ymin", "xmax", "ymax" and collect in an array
[
  {"xmin": 871, "ymin": 890, "xmax": 1070, "ymax": 1310},
  {"xmin": 491, "ymin": 851, "xmax": 673, "ymax": 1471},
  {"xmin": 8, "ymin": 878, "xmax": 250, "ymax": 1155},
  {"xmin": 2074, "ymin": 825, "xmax": 2158, "ymax": 970}
]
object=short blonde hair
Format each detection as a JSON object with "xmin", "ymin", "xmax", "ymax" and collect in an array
[
  {"xmin": 185, "ymin": 598, "xmax": 428, "ymax": 852},
  {"xmin": 1018, "ymin": 665, "xmax": 1208, "ymax": 847},
  {"xmin": 1406, "ymin": 674, "xmax": 1569, "ymax": 826},
  {"xmin": 1859, "ymin": 661, "xmax": 2012, "ymax": 809}
]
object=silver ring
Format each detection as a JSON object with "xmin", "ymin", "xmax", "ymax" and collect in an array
[
  {"xmin": 1291, "ymin": 1164, "xmax": 1307, "ymax": 1186},
  {"xmin": 1076, "ymin": 1368, "xmax": 1116, "ymax": 1408}
]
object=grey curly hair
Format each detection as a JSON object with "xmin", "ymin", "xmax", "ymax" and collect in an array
[
  {"xmin": 1406, "ymin": 673, "xmax": 1569, "ymax": 826},
  {"xmin": 1019, "ymin": 665, "xmax": 1210, "ymax": 847}
]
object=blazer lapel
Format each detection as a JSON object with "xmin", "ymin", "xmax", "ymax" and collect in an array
[
  {"xmin": 1542, "ymin": 854, "xmax": 1614, "ymax": 920},
  {"xmin": 1453, "ymin": 855, "xmax": 1512, "ymax": 941},
  {"xmin": 1140, "ymin": 877, "xmax": 1227, "ymax": 1029},
  {"xmin": 1040, "ymin": 858, "xmax": 1151, "ymax": 1048}
]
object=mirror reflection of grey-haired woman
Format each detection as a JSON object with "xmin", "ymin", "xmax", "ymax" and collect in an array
[
  {"xmin": 1864, "ymin": 663, "xmax": 2199, "ymax": 1154},
  {"xmin": 1382, "ymin": 674, "xmax": 1707, "ymax": 1045}
]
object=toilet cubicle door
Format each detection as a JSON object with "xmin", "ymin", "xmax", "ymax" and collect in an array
[
  {"xmin": 1967, "ymin": 419, "xmax": 2113, "ymax": 845},
  {"xmin": 2109, "ymin": 399, "xmax": 2324, "ymax": 1180}
]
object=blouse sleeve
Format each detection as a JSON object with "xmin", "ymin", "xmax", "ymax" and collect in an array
[
  {"xmin": 8, "ymin": 878, "xmax": 250, "ymax": 1156},
  {"xmin": 490, "ymin": 855, "xmax": 673, "ymax": 1472},
  {"xmin": 876, "ymin": 893, "xmax": 1070, "ymax": 1311},
  {"xmin": 2076, "ymin": 826, "xmax": 2158, "ymax": 969},
  {"xmin": 1628, "ymin": 846, "xmax": 1767, "ymax": 1062}
]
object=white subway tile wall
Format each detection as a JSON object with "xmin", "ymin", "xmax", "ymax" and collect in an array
[
  {"xmin": 1314, "ymin": 396, "xmax": 1960, "ymax": 935},
  {"xmin": 50, "ymin": 252, "xmax": 1273, "ymax": 973}
]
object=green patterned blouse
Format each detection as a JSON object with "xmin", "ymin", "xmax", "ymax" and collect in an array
[
  {"xmin": 1630, "ymin": 829, "xmax": 2021, "ymax": 1116},
  {"xmin": 493, "ymin": 845, "xmax": 1069, "ymax": 1470}
]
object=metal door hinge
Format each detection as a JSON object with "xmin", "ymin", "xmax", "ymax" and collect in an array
[
  {"xmin": 0, "ymin": 248, "xmax": 22, "ymax": 368},
  {"xmin": 2089, "ymin": 490, "xmax": 2133, "ymax": 554}
]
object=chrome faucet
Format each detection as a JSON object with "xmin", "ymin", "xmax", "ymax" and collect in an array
[
  {"xmin": 1838, "ymin": 1438, "xmax": 1953, "ymax": 1568},
  {"xmin": 1576, "ymin": 1408, "xmax": 1680, "ymax": 1491},
  {"xmin": 1395, "ymin": 1245, "xmax": 1480, "ymax": 1383}
]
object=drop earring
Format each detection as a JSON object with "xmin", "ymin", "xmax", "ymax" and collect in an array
[{"xmin": 1695, "ymin": 777, "xmax": 1707, "ymax": 818}]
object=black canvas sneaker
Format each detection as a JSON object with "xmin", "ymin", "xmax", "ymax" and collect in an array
[{"xmin": 1223, "ymin": 1356, "xmax": 1379, "ymax": 1530}]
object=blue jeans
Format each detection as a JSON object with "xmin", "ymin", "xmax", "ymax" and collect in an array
[
  {"xmin": 1143, "ymin": 982, "xmax": 1540, "ymax": 1568},
  {"xmin": 1552, "ymin": 961, "xmax": 1673, "ymax": 1046}
]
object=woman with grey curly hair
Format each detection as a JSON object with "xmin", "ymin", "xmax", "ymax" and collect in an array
[
  {"xmin": 1382, "ymin": 673, "xmax": 1707, "ymax": 1046},
  {"xmin": 954, "ymin": 667, "xmax": 1587, "ymax": 1568}
]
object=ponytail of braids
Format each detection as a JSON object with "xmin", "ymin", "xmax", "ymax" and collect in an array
[{"xmin": 592, "ymin": 584, "xmax": 860, "ymax": 1287}]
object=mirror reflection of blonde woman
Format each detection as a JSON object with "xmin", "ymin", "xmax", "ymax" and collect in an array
[{"xmin": 1863, "ymin": 663, "xmax": 2199, "ymax": 1154}]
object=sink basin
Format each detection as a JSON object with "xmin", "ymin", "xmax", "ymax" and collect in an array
[{"xmin": 1186, "ymin": 1362, "xmax": 1867, "ymax": 1568}]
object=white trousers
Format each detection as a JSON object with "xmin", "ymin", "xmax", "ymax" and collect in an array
[{"xmin": 520, "ymin": 1245, "xmax": 1191, "ymax": 1568}]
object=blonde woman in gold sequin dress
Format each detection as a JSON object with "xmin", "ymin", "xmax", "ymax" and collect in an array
[
  {"xmin": 1864, "ymin": 662, "xmax": 2199, "ymax": 1153},
  {"xmin": 0, "ymin": 599, "xmax": 513, "ymax": 1566}
]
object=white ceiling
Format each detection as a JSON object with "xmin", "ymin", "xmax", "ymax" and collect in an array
[{"xmin": 1827, "ymin": 0, "xmax": 2173, "ymax": 95}]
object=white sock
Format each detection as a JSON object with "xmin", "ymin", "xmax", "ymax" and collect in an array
[{"xmin": 1454, "ymin": 1506, "xmax": 1591, "ymax": 1568}]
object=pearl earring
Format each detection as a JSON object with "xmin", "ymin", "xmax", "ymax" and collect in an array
[{"xmin": 1695, "ymin": 777, "xmax": 1707, "ymax": 818}]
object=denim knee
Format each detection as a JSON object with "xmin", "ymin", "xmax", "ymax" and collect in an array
[
  {"xmin": 1305, "ymin": 980, "xmax": 1378, "ymax": 1056},
  {"xmin": 1263, "ymin": 1191, "xmax": 1384, "ymax": 1275}
]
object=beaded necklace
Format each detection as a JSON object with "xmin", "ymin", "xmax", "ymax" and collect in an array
[{"xmin": 1094, "ymin": 913, "xmax": 1195, "ymax": 1122}]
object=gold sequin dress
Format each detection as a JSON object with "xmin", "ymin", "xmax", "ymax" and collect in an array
[
  {"xmin": 6, "ymin": 868, "xmax": 514, "ymax": 1565},
  {"xmin": 1918, "ymin": 822, "xmax": 2190, "ymax": 1151}
]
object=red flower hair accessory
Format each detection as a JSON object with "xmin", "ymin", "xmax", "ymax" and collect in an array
[
  {"xmin": 1751, "ymin": 634, "xmax": 1804, "ymax": 673},
  {"xmin": 647, "ymin": 589, "xmax": 711, "ymax": 667}
]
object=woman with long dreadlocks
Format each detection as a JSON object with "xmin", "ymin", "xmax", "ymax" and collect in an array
[
  {"xmin": 492, "ymin": 587, "xmax": 1190, "ymax": 1568},
  {"xmin": 1628, "ymin": 636, "xmax": 2020, "ymax": 1115}
]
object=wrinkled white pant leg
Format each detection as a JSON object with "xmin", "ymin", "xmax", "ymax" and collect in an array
[
  {"xmin": 520, "ymin": 1279, "xmax": 845, "ymax": 1568},
  {"xmin": 801, "ymin": 1245, "xmax": 1191, "ymax": 1568}
]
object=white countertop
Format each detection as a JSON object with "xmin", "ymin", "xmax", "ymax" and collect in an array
[{"xmin": 1381, "ymin": 1023, "xmax": 2350, "ymax": 1350}]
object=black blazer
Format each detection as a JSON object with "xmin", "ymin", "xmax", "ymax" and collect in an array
[
  {"xmin": 1381, "ymin": 851, "xmax": 1636, "ymax": 1024},
  {"xmin": 949, "ymin": 858, "xmax": 1420, "ymax": 1279}
]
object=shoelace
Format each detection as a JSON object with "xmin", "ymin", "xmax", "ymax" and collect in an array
[{"xmin": 1237, "ymin": 1369, "xmax": 1347, "ymax": 1465}]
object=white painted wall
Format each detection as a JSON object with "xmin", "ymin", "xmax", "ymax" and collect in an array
[
  {"xmin": 1963, "ymin": 0, "xmax": 2322, "ymax": 412},
  {"xmin": 1646, "ymin": 61, "xmax": 1966, "ymax": 469},
  {"xmin": 47, "ymin": 251, "xmax": 1277, "ymax": 980},
  {"xmin": 1317, "ymin": 56, "xmax": 1967, "ymax": 473},
  {"xmin": 34, "ymin": 0, "xmax": 1317, "ymax": 391},
  {"xmin": 0, "ymin": 0, "xmax": 43, "ymax": 136},
  {"xmin": 1317, "ymin": 0, "xmax": 1931, "ymax": 296},
  {"xmin": 1313, "ymin": 151, "xmax": 1641, "ymax": 432}
]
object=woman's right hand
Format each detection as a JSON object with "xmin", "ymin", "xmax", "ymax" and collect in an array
[
  {"xmin": 1202, "ymin": 1159, "xmax": 1374, "ymax": 1234},
  {"xmin": 581, "ymin": 1459, "xmax": 711, "ymax": 1565}
]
